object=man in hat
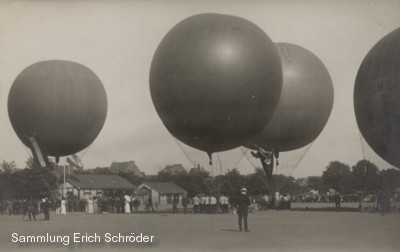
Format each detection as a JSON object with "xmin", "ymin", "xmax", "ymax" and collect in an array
[
  {"xmin": 41, "ymin": 197, "xmax": 51, "ymax": 221},
  {"xmin": 237, "ymin": 187, "xmax": 251, "ymax": 232}
]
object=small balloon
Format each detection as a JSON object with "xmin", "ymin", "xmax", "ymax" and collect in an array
[{"xmin": 8, "ymin": 60, "xmax": 108, "ymax": 157}]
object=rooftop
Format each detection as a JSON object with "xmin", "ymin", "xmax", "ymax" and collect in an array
[
  {"xmin": 139, "ymin": 182, "xmax": 186, "ymax": 194},
  {"xmin": 67, "ymin": 175, "xmax": 136, "ymax": 190}
]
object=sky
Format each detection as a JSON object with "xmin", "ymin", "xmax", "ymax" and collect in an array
[{"xmin": 0, "ymin": 0, "xmax": 399, "ymax": 178}]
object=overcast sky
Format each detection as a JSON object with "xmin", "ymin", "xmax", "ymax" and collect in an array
[{"xmin": 0, "ymin": 0, "xmax": 399, "ymax": 178}]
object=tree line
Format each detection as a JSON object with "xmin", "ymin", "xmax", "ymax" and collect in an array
[{"xmin": 1, "ymin": 158, "xmax": 400, "ymax": 200}]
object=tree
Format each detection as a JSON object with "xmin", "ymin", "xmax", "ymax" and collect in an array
[
  {"xmin": 185, "ymin": 167, "xmax": 211, "ymax": 196},
  {"xmin": 0, "ymin": 160, "xmax": 17, "ymax": 174},
  {"xmin": 189, "ymin": 167, "xmax": 210, "ymax": 177},
  {"xmin": 155, "ymin": 166, "xmax": 210, "ymax": 197},
  {"xmin": 12, "ymin": 157, "xmax": 58, "ymax": 198},
  {"xmin": 216, "ymin": 169, "xmax": 247, "ymax": 196},
  {"xmin": 246, "ymin": 168, "xmax": 270, "ymax": 195},
  {"xmin": 350, "ymin": 160, "xmax": 381, "ymax": 194},
  {"xmin": 87, "ymin": 167, "xmax": 114, "ymax": 175},
  {"xmin": 0, "ymin": 160, "xmax": 18, "ymax": 199},
  {"xmin": 278, "ymin": 175, "xmax": 303, "ymax": 195},
  {"xmin": 380, "ymin": 168, "xmax": 400, "ymax": 193},
  {"xmin": 306, "ymin": 176, "xmax": 326, "ymax": 194},
  {"xmin": 322, "ymin": 161, "xmax": 352, "ymax": 193}
]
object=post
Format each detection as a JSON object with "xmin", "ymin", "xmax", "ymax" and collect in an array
[
  {"xmin": 63, "ymin": 164, "xmax": 66, "ymax": 198},
  {"xmin": 359, "ymin": 160, "xmax": 370, "ymax": 211}
]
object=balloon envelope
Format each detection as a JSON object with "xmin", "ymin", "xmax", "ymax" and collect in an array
[
  {"xmin": 245, "ymin": 43, "xmax": 334, "ymax": 151},
  {"xmin": 354, "ymin": 27, "xmax": 400, "ymax": 168},
  {"xmin": 150, "ymin": 13, "xmax": 282, "ymax": 154},
  {"xmin": 8, "ymin": 60, "xmax": 107, "ymax": 157}
]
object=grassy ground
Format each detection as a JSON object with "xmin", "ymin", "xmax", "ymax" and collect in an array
[{"xmin": 0, "ymin": 203, "xmax": 399, "ymax": 252}]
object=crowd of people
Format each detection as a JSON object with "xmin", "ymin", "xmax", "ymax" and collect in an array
[
  {"xmin": 0, "ymin": 197, "xmax": 52, "ymax": 221},
  {"xmin": 255, "ymin": 193, "xmax": 292, "ymax": 211},
  {"xmin": 1, "ymin": 190, "xmax": 398, "ymax": 221},
  {"xmin": 190, "ymin": 194, "xmax": 230, "ymax": 214},
  {"xmin": 59, "ymin": 194, "xmax": 146, "ymax": 214}
]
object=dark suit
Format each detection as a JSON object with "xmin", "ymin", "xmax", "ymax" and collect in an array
[
  {"xmin": 237, "ymin": 193, "xmax": 250, "ymax": 231},
  {"xmin": 41, "ymin": 200, "xmax": 51, "ymax": 220}
]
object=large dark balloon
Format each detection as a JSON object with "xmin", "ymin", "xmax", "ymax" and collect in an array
[
  {"xmin": 245, "ymin": 43, "xmax": 334, "ymax": 152},
  {"xmin": 8, "ymin": 60, "xmax": 107, "ymax": 157},
  {"xmin": 150, "ymin": 13, "xmax": 282, "ymax": 154},
  {"xmin": 354, "ymin": 28, "xmax": 400, "ymax": 168}
]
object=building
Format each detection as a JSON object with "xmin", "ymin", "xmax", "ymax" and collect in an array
[
  {"xmin": 160, "ymin": 164, "xmax": 187, "ymax": 175},
  {"xmin": 110, "ymin": 161, "xmax": 145, "ymax": 177},
  {"xmin": 138, "ymin": 182, "xmax": 187, "ymax": 206},
  {"xmin": 59, "ymin": 174, "xmax": 136, "ymax": 199}
]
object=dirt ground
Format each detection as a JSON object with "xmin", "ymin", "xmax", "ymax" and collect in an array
[{"xmin": 1, "ymin": 203, "xmax": 399, "ymax": 252}]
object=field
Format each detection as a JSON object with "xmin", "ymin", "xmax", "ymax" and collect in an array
[{"xmin": 0, "ymin": 203, "xmax": 399, "ymax": 252}]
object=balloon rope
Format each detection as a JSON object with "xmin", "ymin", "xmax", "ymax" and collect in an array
[
  {"xmin": 276, "ymin": 143, "xmax": 313, "ymax": 191},
  {"xmin": 218, "ymin": 153, "xmax": 223, "ymax": 176},
  {"xmin": 79, "ymin": 145, "xmax": 91, "ymax": 162},
  {"xmin": 209, "ymin": 159, "xmax": 214, "ymax": 177},
  {"xmin": 215, "ymin": 171, "xmax": 232, "ymax": 193},
  {"xmin": 200, "ymin": 175, "xmax": 214, "ymax": 194},
  {"xmin": 236, "ymin": 147, "xmax": 248, "ymax": 166},
  {"xmin": 358, "ymin": 132, "xmax": 367, "ymax": 161},
  {"xmin": 173, "ymin": 137, "xmax": 215, "ymax": 194},
  {"xmin": 274, "ymin": 160, "xmax": 278, "ymax": 193},
  {"xmin": 22, "ymin": 145, "xmax": 33, "ymax": 159},
  {"xmin": 173, "ymin": 137, "xmax": 199, "ymax": 169},
  {"xmin": 281, "ymin": 44, "xmax": 291, "ymax": 63},
  {"xmin": 257, "ymin": 172, "xmax": 272, "ymax": 192}
]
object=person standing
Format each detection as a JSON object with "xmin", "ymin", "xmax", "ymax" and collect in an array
[
  {"xmin": 378, "ymin": 189, "xmax": 391, "ymax": 216},
  {"xmin": 60, "ymin": 197, "xmax": 67, "ymax": 215},
  {"xmin": 181, "ymin": 194, "xmax": 189, "ymax": 214},
  {"xmin": 205, "ymin": 195, "xmax": 210, "ymax": 214},
  {"xmin": 41, "ymin": 198, "xmax": 51, "ymax": 221},
  {"xmin": 200, "ymin": 195, "xmax": 207, "ymax": 214},
  {"xmin": 115, "ymin": 196, "xmax": 122, "ymax": 214},
  {"xmin": 334, "ymin": 193, "xmax": 341, "ymax": 211},
  {"xmin": 172, "ymin": 195, "xmax": 179, "ymax": 214},
  {"xmin": 124, "ymin": 194, "xmax": 131, "ymax": 214},
  {"xmin": 146, "ymin": 195, "xmax": 155, "ymax": 212},
  {"xmin": 27, "ymin": 198, "xmax": 37, "ymax": 221},
  {"xmin": 210, "ymin": 195, "xmax": 217, "ymax": 214},
  {"xmin": 237, "ymin": 188, "xmax": 251, "ymax": 232},
  {"xmin": 134, "ymin": 197, "xmax": 141, "ymax": 212},
  {"xmin": 93, "ymin": 197, "xmax": 98, "ymax": 214},
  {"xmin": 55, "ymin": 197, "xmax": 61, "ymax": 215},
  {"xmin": 22, "ymin": 199, "xmax": 28, "ymax": 220},
  {"xmin": 192, "ymin": 195, "xmax": 200, "ymax": 214},
  {"xmin": 221, "ymin": 194, "xmax": 228, "ymax": 213},
  {"xmin": 87, "ymin": 197, "xmax": 94, "ymax": 214}
]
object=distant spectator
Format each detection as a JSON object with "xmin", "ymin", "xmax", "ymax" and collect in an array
[
  {"xmin": 41, "ymin": 198, "xmax": 51, "ymax": 221},
  {"xmin": 192, "ymin": 195, "xmax": 200, "ymax": 214},
  {"xmin": 172, "ymin": 195, "xmax": 179, "ymax": 214},
  {"xmin": 334, "ymin": 193, "xmax": 341, "ymax": 211},
  {"xmin": 27, "ymin": 198, "xmax": 37, "ymax": 221},
  {"xmin": 378, "ymin": 190, "xmax": 391, "ymax": 216},
  {"xmin": 182, "ymin": 194, "xmax": 189, "ymax": 214},
  {"xmin": 146, "ymin": 195, "xmax": 155, "ymax": 212}
]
